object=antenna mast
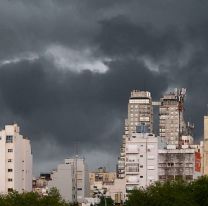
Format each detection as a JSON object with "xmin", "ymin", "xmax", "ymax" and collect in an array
[{"xmin": 176, "ymin": 88, "xmax": 186, "ymax": 148}]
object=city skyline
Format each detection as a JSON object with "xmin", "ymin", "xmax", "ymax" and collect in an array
[{"xmin": 1, "ymin": 1, "xmax": 208, "ymax": 176}]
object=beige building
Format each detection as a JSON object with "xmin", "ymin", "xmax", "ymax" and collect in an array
[
  {"xmin": 159, "ymin": 89, "xmax": 188, "ymax": 145},
  {"xmin": 32, "ymin": 174, "xmax": 51, "ymax": 196},
  {"xmin": 104, "ymin": 178, "xmax": 126, "ymax": 203},
  {"xmin": 89, "ymin": 167, "xmax": 116, "ymax": 197},
  {"xmin": 128, "ymin": 90, "xmax": 153, "ymax": 134},
  {"xmin": 117, "ymin": 90, "xmax": 153, "ymax": 179}
]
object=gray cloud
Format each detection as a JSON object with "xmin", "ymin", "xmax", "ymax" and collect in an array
[{"xmin": 0, "ymin": 0, "xmax": 208, "ymax": 175}]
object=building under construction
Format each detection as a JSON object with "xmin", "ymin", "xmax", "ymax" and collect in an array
[{"xmin": 158, "ymin": 146, "xmax": 196, "ymax": 181}]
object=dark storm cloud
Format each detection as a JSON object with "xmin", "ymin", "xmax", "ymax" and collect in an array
[
  {"xmin": 94, "ymin": 13, "xmax": 208, "ymax": 140},
  {"xmin": 1, "ymin": 0, "xmax": 208, "ymax": 173},
  {"xmin": 0, "ymin": 57, "xmax": 168, "ymax": 174},
  {"xmin": 0, "ymin": 57, "xmax": 168, "ymax": 145},
  {"xmin": 96, "ymin": 16, "xmax": 184, "ymax": 59}
]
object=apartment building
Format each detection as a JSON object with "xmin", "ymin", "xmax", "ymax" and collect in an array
[
  {"xmin": 158, "ymin": 145, "xmax": 202, "ymax": 181},
  {"xmin": 159, "ymin": 89, "xmax": 188, "ymax": 145},
  {"xmin": 48, "ymin": 157, "xmax": 89, "ymax": 203},
  {"xmin": 125, "ymin": 131, "xmax": 158, "ymax": 192},
  {"xmin": 128, "ymin": 90, "xmax": 153, "ymax": 134},
  {"xmin": 117, "ymin": 90, "xmax": 153, "ymax": 179},
  {"xmin": 0, "ymin": 124, "xmax": 32, "ymax": 193}
]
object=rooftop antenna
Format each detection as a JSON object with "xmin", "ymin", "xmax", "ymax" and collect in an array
[{"xmin": 177, "ymin": 88, "xmax": 186, "ymax": 148}]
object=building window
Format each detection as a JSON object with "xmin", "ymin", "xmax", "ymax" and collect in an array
[
  {"xmin": 8, "ymin": 149, "xmax": 13, "ymax": 153},
  {"xmin": 8, "ymin": 169, "xmax": 13, "ymax": 172},
  {"xmin": 8, "ymin": 178, "xmax": 12, "ymax": 182},
  {"xmin": 6, "ymin": 136, "xmax": 13, "ymax": 143},
  {"xmin": 8, "ymin": 188, "xmax": 13, "ymax": 192},
  {"xmin": 140, "ymin": 155, "xmax": 143, "ymax": 157},
  {"xmin": 140, "ymin": 176, "xmax": 143, "ymax": 178},
  {"xmin": 77, "ymin": 188, "xmax": 82, "ymax": 191},
  {"xmin": 8, "ymin": 159, "xmax": 12, "ymax": 163}
]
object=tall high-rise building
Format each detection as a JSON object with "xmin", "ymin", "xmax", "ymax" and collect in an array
[
  {"xmin": 117, "ymin": 90, "xmax": 153, "ymax": 179},
  {"xmin": 128, "ymin": 90, "xmax": 153, "ymax": 134},
  {"xmin": 0, "ymin": 124, "xmax": 33, "ymax": 193},
  {"xmin": 159, "ymin": 89, "xmax": 187, "ymax": 145}
]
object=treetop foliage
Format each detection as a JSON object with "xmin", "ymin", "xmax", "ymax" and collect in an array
[
  {"xmin": 0, "ymin": 187, "xmax": 70, "ymax": 206},
  {"xmin": 126, "ymin": 176, "xmax": 208, "ymax": 206}
]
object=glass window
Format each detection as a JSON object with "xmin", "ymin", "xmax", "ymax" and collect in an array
[
  {"xmin": 8, "ymin": 188, "xmax": 13, "ymax": 192},
  {"xmin": 8, "ymin": 178, "xmax": 12, "ymax": 182},
  {"xmin": 6, "ymin": 136, "xmax": 13, "ymax": 143},
  {"xmin": 8, "ymin": 149, "xmax": 13, "ymax": 153},
  {"xmin": 8, "ymin": 159, "xmax": 12, "ymax": 162},
  {"xmin": 8, "ymin": 169, "xmax": 13, "ymax": 172}
]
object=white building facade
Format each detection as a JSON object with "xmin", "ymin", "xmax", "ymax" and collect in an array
[
  {"xmin": 48, "ymin": 157, "xmax": 89, "ymax": 203},
  {"xmin": 125, "ymin": 132, "xmax": 158, "ymax": 191},
  {"xmin": 0, "ymin": 124, "xmax": 32, "ymax": 193}
]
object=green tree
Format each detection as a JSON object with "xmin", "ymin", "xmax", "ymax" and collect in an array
[
  {"xmin": 127, "ymin": 180, "xmax": 198, "ymax": 206},
  {"xmin": 0, "ymin": 188, "xmax": 70, "ymax": 206},
  {"xmin": 97, "ymin": 196, "xmax": 114, "ymax": 206},
  {"xmin": 40, "ymin": 187, "xmax": 70, "ymax": 206},
  {"xmin": 189, "ymin": 176, "xmax": 208, "ymax": 206}
]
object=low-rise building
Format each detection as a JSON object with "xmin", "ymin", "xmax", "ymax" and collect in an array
[
  {"xmin": 89, "ymin": 167, "xmax": 116, "ymax": 197},
  {"xmin": 33, "ymin": 173, "xmax": 51, "ymax": 195},
  {"xmin": 104, "ymin": 178, "xmax": 126, "ymax": 203}
]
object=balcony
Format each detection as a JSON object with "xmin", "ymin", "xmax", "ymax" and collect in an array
[
  {"xmin": 126, "ymin": 181, "xmax": 139, "ymax": 185},
  {"xmin": 125, "ymin": 149, "xmax": 139, "ymax": 154},
  {"xmin": 126, "ymin": 168, "xmax": 139, "ymax": 174},
  {"xmin": 126, "ymin": 159, "xmax": 139, "ymax": 164}
]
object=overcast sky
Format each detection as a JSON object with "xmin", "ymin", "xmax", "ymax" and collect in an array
[{"xmin": 1, "ymin": 0, "xmax": 208, "ymax": 176}]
